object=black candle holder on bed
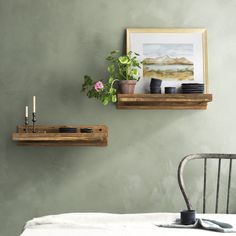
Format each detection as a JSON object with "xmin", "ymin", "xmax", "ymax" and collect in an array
[{"xmin": 180, "ymin": 210, "xmax": 196, "ymax": 225}]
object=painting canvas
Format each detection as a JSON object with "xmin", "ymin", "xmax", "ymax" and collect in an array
[
  {"xmin": 143, "ymin": 43, "xmax": 194, "ymax": 81},
  {"xmin": 126, "ymin": 29, "xmax": 208, "ymax": 93}
]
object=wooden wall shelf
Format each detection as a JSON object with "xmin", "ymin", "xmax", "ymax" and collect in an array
[
  {"xmin": 12, "ymin": 125, "xmax": 108, "ymax": 146},
  {"xmin": 117, "ymin": 94, "xmax": 212, "ymax": 110}
]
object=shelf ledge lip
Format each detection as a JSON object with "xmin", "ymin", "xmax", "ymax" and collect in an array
[
  {"xmin": 117, "ymin": 93, "xmax": 213, "ymax": 110},
  {"xmin": 12, "ymin": 125, "xmax": 108, "ymax": 147}
]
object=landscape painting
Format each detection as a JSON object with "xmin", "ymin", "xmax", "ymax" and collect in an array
[{"xmin": 143, "ymin": 43, "xmax": 194, "ymax": 81}]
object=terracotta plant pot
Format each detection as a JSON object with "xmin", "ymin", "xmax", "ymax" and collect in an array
[{"xmin": 119, "ymin": 80, "xmax": 137, "ymax": 94}]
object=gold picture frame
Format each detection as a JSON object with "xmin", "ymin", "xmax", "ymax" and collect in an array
[{"xmin": 126, "ymin": 28, "xmax": 208, "ymax": 93}]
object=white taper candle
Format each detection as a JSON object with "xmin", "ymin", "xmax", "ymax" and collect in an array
[
  {"xmin": 25, "ymin": 106, "xmax": 28, "ymax": 118},
  {"xmin": 33, "ymin": 96, "xmax": 36, "ymax": 113}
]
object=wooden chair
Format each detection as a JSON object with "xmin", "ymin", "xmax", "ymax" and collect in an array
[{"xmin": 178, "ymin": 154, "xmax": 236, "ymax": 213}]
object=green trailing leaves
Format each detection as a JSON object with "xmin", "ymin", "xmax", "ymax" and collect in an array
[
  {"xmin": 108, "ymin": 64, "xmax": 115, "ymax": 73},
  {"xmin": 81, "ymin": 75, "xmax": 117, "ymax": 106},
  {"xmin": 112, "ymin": 95, "xmax": 117, "ymax": 102}
]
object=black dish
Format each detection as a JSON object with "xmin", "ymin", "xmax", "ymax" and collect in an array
[
  {"xmin": 182, "ymin": 84, "xmax": 204, "ymax": 87},
  {"xmin": 165, "ymin": 87, "xmax": 176, "ymax": 94},
  {"xmin": 182, "ymin": 85, "xmax": 204, "ymax": 87},
  {"xmin": 182, "ymin": 84, "xmax": 204, "ymax": 88},
  {"xmin": 182, "ymin": 91, "xmax": 204, "ymax": 94},
  {"xmin": 59, "ymin": 127, "xmax": 77, "ymax": 133},
  {"xmin": 182, "ymin": 86, "xmax": 204, "ymax": 89},
  {"xmin": 182, "ymin": 91, "xmax": 204, "ymax": 93},
  {"xmin": 80, "ymin": 128, "xmax": 93, "ymax": 133},
  {"xmin": 182, "ymin": 89, "xmax": 204, "ymax": 91},
  {"xmin": 182, "ymin": 83, "xmax": 204, "ymax": 86},
  {"xmin": 182, "ymin": 87, "xmax": 204, "ymax": 90}
]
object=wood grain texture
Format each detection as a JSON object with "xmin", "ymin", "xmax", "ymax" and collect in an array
[
  {"xmin": 117, "ymin": 94, "xmax": 212, "ymax": 110},
  {"xmin": 12, "ymin": 125, "xmax": 108, "ymax": 146}
]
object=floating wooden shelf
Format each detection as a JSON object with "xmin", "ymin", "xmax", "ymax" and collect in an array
[
  {"xmin": 117, "ymin": 94, "xmax": 212, "ymax": 110},
  {"xmin": 12, "ymin": 125, "xmax": 108, "ymax": 146}
]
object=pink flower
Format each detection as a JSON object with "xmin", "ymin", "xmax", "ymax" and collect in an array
[{"xmin": 94, "ymin": 81, "xmax": 104, "ymax": 91}]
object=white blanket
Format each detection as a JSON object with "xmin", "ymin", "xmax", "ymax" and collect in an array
[{"xmin": 21, "ymin": 212, "xmax": 236, "ymax": 236}]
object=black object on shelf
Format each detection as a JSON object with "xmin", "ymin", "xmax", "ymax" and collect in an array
[
  {"xmin": 165, "ymin": 87, "xmax": 176, "ymax": 94},
  {"xmin": 150, "ymin": 78, "xmax": 162, "ymax": 94},
  {"xmin": 150, "ymin": 78, "xmax": 162, "ymax": 87},
  {"xmin": 150, "ymin": 87, "xmax": 161, "ymax": 94},
  {"xmin": 80, "ymin": 128, "xmax": 93, "ymax": 133},
  {"xmin": 181, "ymin": 83, "xmax": 204, "ymax": 94},
  {"xmin": 32, "ymin": 112, "xmax": 37, "ymax": 133},
  {"xmin": 59, "ymin": 127, "xmax": 77, "ymax": 133}
]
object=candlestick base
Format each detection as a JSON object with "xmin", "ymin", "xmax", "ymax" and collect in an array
[
  {"xmin": 25, "ymin": 117, "xmax": 29, "ymax": 133},
  {"xmin": 32, "ymin": 112, "xmax": 37, "ymax": 133}
]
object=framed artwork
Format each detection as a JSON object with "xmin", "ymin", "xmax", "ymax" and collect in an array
[{"xmin": 126, "ymin": 28, "xmax": 208, "ymax": 93}]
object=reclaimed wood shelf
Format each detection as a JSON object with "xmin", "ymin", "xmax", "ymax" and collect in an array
[
  {"xmin": 12, "ymin": 125, "xmax": 108, "ymax": 146},
  {"xmin": 117, "ymin": 94, "xmax": 213, "ymax": 110}
]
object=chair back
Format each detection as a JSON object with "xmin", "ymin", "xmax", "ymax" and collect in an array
[{"xmin": 178, "ymin": 154, "xmax": 236, "ymax": 213}]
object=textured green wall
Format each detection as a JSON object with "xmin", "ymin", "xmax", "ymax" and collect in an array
[{"xmin": 1, "ymin": 0, "xmax": 236, "ymax": 235}]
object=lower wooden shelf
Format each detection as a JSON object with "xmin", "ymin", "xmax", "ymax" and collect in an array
[
  {"xmin": 12, "ymin": 125, "xmax": 108, "ymax": 146},
  {"xmin": 117, "ymin": 94, "xmax": 213, "ymax": 110}
]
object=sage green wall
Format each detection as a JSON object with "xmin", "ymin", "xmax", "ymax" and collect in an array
[{"xmin": 1, "ymin": 0, "xmax": 236, "ymax": 235}]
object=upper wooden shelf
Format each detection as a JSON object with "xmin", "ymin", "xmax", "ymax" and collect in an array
[
  {"xmin": 12, "ymin": 125, "xmax": 108, "ymax": 146},
  {"xmin": 117, "ymin": 94, "xmax": 213, "ymax": 110}
]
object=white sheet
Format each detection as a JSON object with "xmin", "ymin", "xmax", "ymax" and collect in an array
[{"xmin": 20, "ymin": 212, "xmax": 236, "ymax": 236}]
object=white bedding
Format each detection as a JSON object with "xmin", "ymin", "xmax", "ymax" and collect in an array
[{"xmin": 20, "ymin": 212, "xmax": 236, "ymax": 236}]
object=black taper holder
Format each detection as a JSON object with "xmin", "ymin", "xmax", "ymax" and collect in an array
[
  {"xmin": 32, "ymin": 112, "xmax": 36, "ymax": 133},
  {"xmin": 25, "ymin": 116, "xmax": 29, "ymax": 133}
]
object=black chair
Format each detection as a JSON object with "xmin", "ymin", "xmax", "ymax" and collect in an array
[{"xmin": 178, "ymin": 154, "xmax": 236, "ymax": 214}]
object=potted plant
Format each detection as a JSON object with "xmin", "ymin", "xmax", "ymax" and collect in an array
[
  {"xmin": 106, "ymin": 50, "xmax": 142, "ymax": 94},
  {"xmin": 82, "ymin": 50, "xmax": 142, "ymax": 105}
]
